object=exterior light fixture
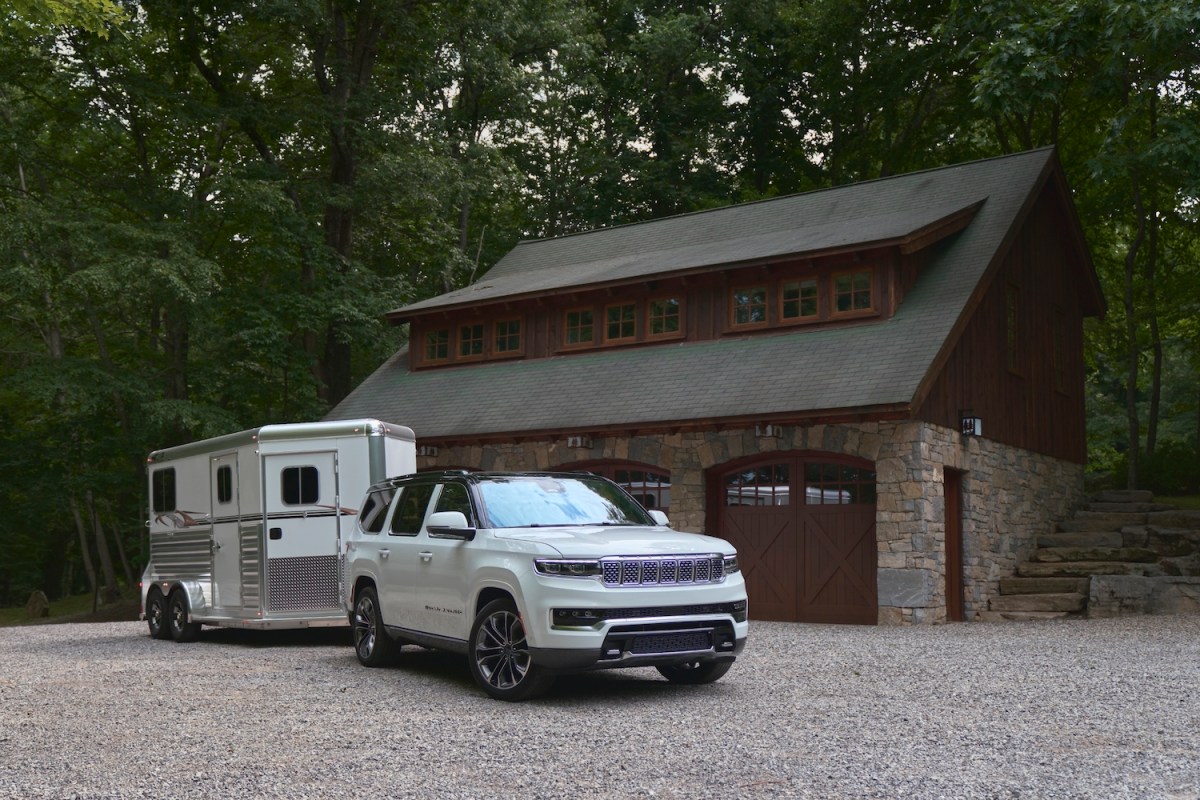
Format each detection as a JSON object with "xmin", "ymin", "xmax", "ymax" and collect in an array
[
  {"xmin": 755, "ymin": 424, "xmax": 783, "ymax": 438},
  {"xmin": 566, "ymin": 435, "xmax": 593, "ymax": 449},
  {"xmin": 417, "ymin": 445, "xmax": 439, "ymax": 457},
  {"xmin": 959, "ymin": 410, "xmax": 982, "ymax": 437}
]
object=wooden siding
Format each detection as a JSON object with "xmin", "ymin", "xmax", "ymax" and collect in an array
[
  {"xmin": 917, "ymin": 185, "xmax": 1088, "ymax": 463},
  {"xmin": 409, "ymin": 247, "xmax": 903, "ymax": 369}
]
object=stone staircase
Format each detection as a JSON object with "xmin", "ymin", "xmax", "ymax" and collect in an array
[{"xmin": 984, "ymin": 490, "xmax": 1200, "ymax": 621}]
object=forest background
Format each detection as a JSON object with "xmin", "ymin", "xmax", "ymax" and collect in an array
[{"xmin": 1, "ymin": 0, "xmax": 1197, "ymax": 606}]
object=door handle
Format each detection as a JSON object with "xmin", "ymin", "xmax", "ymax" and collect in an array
[
  {"xmin": 419, "ymin": 551, "xmax": 433, "ymax": 562},
  {"xmin": 212, "ymin": 542, "xmax": 221, "ymax": 552},
  {"xmin": 380, "ymin": 549, "xmax": 390, "ymax": 560}
]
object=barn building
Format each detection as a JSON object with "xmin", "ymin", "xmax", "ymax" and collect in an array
[{"xmin": 327, "ymin": 147, "xmax": 1106, "ymax": 625}]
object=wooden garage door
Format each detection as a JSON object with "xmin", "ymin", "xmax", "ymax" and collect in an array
[{"xmin": 716, "ymin": 454, "xmax": 877, "ymax": 625}]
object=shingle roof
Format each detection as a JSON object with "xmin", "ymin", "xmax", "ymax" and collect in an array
[{"xmin": 330, "ymin": 149, "xmax": 1066, "ymax": 440}]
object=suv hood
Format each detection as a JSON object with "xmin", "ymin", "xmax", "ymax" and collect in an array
[{"xmin": 492, "ymin": 525, "xmax": 734, "ymax": 558}]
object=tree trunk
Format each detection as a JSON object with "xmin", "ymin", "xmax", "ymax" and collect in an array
[
  {"xmin": 102, "ymin": 504, "xmax": 137, "ymax": 591},
  {"xmin": 69, "ymin": 497, "xmax": 98, "ymax": 601},
  {"xmin": 87, "ymin": 491, "xmax": 121, "ymax": 603},
  {"xmin": 1123, "ymin": 174, "xmax": 1146, "ymax": 490}
]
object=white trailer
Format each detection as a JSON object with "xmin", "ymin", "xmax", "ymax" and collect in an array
[{"xmin": 140, "ymin": 419, "xmax": 415, "ymax": 640}]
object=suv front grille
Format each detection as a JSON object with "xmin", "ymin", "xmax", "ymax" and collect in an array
[{"xmin": 601, "ymin": 555, "xmax": 725, "ymax": 587}]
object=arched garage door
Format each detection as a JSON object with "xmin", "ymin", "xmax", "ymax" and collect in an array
[{"xmin": 712, "ymin": 453, "xmax": 877, "ymax": 625}]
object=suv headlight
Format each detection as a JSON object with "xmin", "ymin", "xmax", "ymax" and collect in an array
[
  {"xmin": 534, "ymin": 558, "xmax": 602, "ymax": 578},
  {"xmin": 723, "ymin": 554, "xmax": 740, "ymax": 575}
]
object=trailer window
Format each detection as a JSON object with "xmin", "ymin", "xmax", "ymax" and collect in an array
[
  {"xmin": 281, "ymin": 466, "xmax": 319, "ymax": 505},
  {"xmin": 390, "ymin": 484, "xmax": 434, "ymax": 536},
  {"xmin": 152, "ymin": 469, "xmax": 176, "ymax": 513},
  {"xmin": 216, "ymin": 466, "xmax": 233, "ymax": 504},
  {"xmin": 358, "ymin": 488, "xmax": 394, "ymax": 534}
]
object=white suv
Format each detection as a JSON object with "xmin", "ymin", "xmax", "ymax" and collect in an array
[{"xmin": 344, "ymin": 471, "xmax": 748, "ymax": 700}]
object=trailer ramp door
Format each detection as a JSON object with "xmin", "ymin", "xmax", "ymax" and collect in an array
[{"xmin": 263, "ymin": 451, "xmax": 342, "ymax": 613}]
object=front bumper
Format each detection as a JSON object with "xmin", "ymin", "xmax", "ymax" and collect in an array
[{"xmin": 518, "ymin": 568, "xmax": 748, "ymax": 673}]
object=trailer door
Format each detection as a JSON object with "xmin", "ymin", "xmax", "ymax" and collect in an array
[
  {"xmin": 210, "ymin": 454, "xmax": 242, "ymax": 608},
  {"xmin": 262, "ymin": 451, "xmax": 342, "ymax": 614}
]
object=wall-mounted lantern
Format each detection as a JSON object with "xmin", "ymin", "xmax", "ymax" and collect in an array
[
  {"xmin": 959, "ymin": 410, "xmax": 983, "ymax": 437},
  {"xmin": 417, "ymin": 445, "xmax": 439, "ymax": 458},
  {"xmin": 566, "ymin": 435, "xmax": 593, "ymax": 449},
  {"xmin": 755, "ymin": 424, "xmax": 784, "ymax": 438}
]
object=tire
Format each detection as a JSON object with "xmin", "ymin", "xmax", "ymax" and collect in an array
[
  {"xmin": 468, "ymin": 598, "xmax": 555, "ymax": 701},
  {"xmin": 351, "ymin": 586, "xmax": 397, "ymax": 667},
  {"xmin": 656, "ymin": 659, "xmax": 733, "ymax": 685},
  {"xmin": 167, "ymin": 590, "xmax": 201, "ymax": 643},
  {"xmin": 145, "ymin": 589, "xmax": 170, "ymax": 640}
]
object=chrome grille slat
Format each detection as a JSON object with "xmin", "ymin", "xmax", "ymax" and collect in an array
[{"xmin": 600, "ymin": 555, "xmax": 725, "ymax": 587}]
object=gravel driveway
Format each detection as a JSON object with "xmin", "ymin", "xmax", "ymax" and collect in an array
[{"xmin": 1, "ymin": 616, "xmax": 1197, "ymax": 799}]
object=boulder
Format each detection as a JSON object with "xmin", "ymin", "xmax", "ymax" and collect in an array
[{"xmin": 24, "ymin": 590, "xmax": 50, "ymax": 619}]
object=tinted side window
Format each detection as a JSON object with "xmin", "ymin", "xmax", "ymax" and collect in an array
[
  {"xmin": 282, "ymin": 466, "xmax": 319, "ymax": 505},
  {"xmin": 216, "ymin": 466, "xmax": 233, "ymax": 504},
  {"xmin": 390, "ymin": 484, "xmax": 435, "ymax": 536},
  {"xmin": 152, "ymin": 469, "xmax": 176, "ymax": 513},
  {"xmin": 358, "ymin": 488, "xmax": 394, "ymax": 534},
  {"xmin": 434, "ymin": 483, "xmax": 474, "ymax": 525}
]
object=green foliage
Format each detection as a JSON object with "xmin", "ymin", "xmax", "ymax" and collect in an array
[{"xmin": 0, "ymin": 0, "xmax": 1198, "ymax": 600}]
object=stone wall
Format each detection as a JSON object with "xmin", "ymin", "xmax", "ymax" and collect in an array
[{"xmin": 423, "ymin": 421, "xmax": 1085, "ymax": 625}]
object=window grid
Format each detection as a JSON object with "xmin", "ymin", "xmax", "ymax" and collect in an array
[
  {"xmin": 781, "ymin": 279, "xmax": 819, "ymax": 321},
  {"xmin": 605, "ymin": 303, "xmax": 637, "ymax": 342},
  {"xmin": 648, "ymin": 298, "xmax": 682, "ymax": 338},
  {"xmin": 564, "ymin": 309, "xmax": 594, "ymax": 347},
  {"xmin": 494, "ymin": 319, "xmax": 522, "ymax": 355},
  {"xmin": 804, "ymin": 462, "xmax": 876, "ymax": 505},
  {"xmin": 458, "ymin": 323, "xmax": 484, "ymax": 358},
  {"xmin": 724, "ymin": 464, "xmax": 790, "ymax": 507},
  {"xmin": 424, "ymin": 329, "xmax": 449, "ymax": 362},
  {"xmin": 732, "ymin": 286, "xmax": 768, "ymax": 327},
  {"xmin": 833, "ymin": 270, "xmax": 873, "ymax": 314}
]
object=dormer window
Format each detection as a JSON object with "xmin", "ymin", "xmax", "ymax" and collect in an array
[
  {"xmin": 731, "ymin": 286, "xmax": 768, "ymax": 328},
  {"xmin": 605, "ymin": 303, "xmax": 637, "ymax": 343},
  {"xmin": 833, "ymin": 269, "xmax": 874, "ymax": 315},
  {"xmin": 564, "ymin": 309, "xmax": 594, "ymax": 348},
  {"xmin": 424, "ymin": 329, "xmax": 450, "ymax": 362},
  {"xmin": 781, "ymin": 279, "xmax": 818, "ymax": 322},
  {"xmin": 494, "ymin": 319, "xmax": 523, "ymax": 356},
  {"xmin": 459, "ymin": 323, "xmax": 484, "ymax": 359},
  {"xmin": 648, "ymin": 297, "xmax": 682, "ymax": 338}
]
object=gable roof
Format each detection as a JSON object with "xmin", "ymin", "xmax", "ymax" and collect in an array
[{"xmin": 330, "ymin": 148, "xmax": 1099, "ymax": 442}]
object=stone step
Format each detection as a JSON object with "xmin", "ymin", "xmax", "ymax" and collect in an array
[
  {"xmin": 1000, "ymin": 577, "xmax": 1090, "ymax": 595},
  {"xmin": 1122, "ymin": 526, "xmax": 1200, "ymax": 556},
  {"xmin": 989, "ymin": 593, "xmax": 1087, "ymax": 613},
  {"xmin": 1059, "ymin": 511, "xmax": 1149, "ymax": 532},
  {"xmin": 1092, "ymin": 490, "xmax": 1154, "ymax": 504},
  {"xmin": 1085, "ymin": 502, "xmax": 1175, "ymax": 513},
  {"xmin": 977, "ymin": 610, "xmax": 1071, "ymax": 622},
  {"xmin": 1038, "ymin": 531, "xmax": 1123, "ymax": 549},
  {"xmin": 1147, "ymin": 510, "xmax": 1200, "ymax": 530},
  {"xmin": 1017, "ymin": 561, "xmax": 1166, "ymax": 578},
  {"xmin": 1032, "ymin": 546, "xmax": 1159, "ymax": 564}
]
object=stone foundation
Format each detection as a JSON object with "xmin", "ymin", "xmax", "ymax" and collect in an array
[{"xmin": 424, "ymin": 421, "xmax": 1084, "ymax": 625}]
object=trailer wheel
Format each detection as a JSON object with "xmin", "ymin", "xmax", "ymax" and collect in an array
[
  {"xmin": 146, "ymin": 588, "xmax": 170, "ymax": 640},
  {"xmin": 352, "ymin": 586, "xmax": 396, "ymax": 667},
  {"xmin": 167, "ymin": 590, "xmax": 201, "ymax": 643}
]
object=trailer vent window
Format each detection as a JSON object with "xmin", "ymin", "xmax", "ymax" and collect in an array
[
  {"xmin": 152, "ymin": 468, "xmax": 176, "ymax": 513},
  {"xmin": 216, "ymin": 466, "xmax": 233, "ymax": 504},
  {"xmin": 282, "ymin": 466, "xmax": 319, "ymax": 505}
]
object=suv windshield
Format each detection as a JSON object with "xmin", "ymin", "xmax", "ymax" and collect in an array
[{"xmin": 477, "ymin": 475, "xmax": 654, "ymax": 528}]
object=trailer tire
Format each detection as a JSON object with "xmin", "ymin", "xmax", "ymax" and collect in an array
[
  {"xmin": 146, "ymin": 588, "xmax": 170, "ymax": 640},
  {"xmin": 168, "ymin": 590, "xmax": 201, "ymax": 643},
  {"xmin": 352, "ymin": 586, "xmax": 396, "ymax": 667}
]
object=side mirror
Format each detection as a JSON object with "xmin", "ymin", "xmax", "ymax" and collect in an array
[
  {"xmin": 648, "ymin": 510, "xmax": 670, "ymax": 527},
  {"xmin": 426, "ymin": 511, "xmax": 476, "ymax": 540}
]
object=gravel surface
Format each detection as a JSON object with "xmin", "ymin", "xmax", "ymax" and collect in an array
[{"xmin": 1, "ymin": 616, "xmax": 1198, "ymax": 799}]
